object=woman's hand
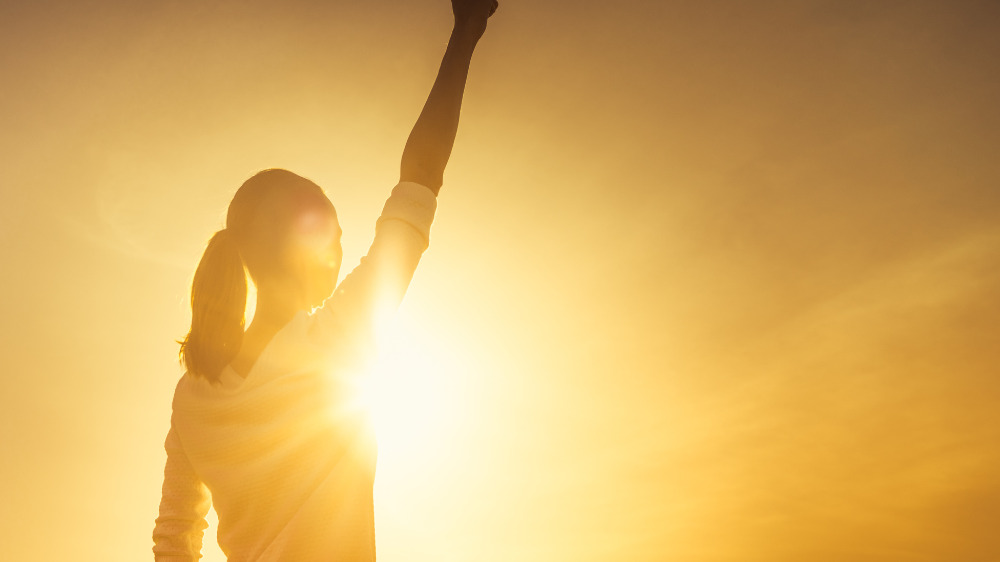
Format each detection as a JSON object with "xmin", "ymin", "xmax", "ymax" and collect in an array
[{"xmin": 451, "ymin": 0, "xmax": 498, "ymax": 42}]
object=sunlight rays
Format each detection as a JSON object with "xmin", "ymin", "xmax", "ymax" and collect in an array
[{"xmin": 365, "ymin": 307, "xmax": 469, "ymax": 469}]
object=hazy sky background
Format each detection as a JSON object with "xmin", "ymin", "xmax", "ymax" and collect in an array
[{"xmin": 1, "ymin": 1, "xmax": 998, "ymax": 560}]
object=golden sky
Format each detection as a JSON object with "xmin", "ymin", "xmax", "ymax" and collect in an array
[{"xmin": 1, "ymin": 1, "xmax": 998, "ymax": 560}]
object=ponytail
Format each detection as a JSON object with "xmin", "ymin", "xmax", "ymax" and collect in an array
[{"xmin": 178, "ymin": 228, "xmax": 248, "ymax": 384}]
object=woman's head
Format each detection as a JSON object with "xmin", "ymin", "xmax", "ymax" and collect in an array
[
  {"xmin": 178, "ymin": 168, "xmax": 343, "ymax": 383},
  {"xmin": 227, "ymin": 168, "xmax": 343, "ymax": 304}
]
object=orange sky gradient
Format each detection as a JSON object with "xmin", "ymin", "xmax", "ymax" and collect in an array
[{"xmin": 1, "ymin": 1, "xmax": 998, "ymax": 560}]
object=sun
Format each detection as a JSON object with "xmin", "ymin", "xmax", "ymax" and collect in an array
[{"xmin": 358, "ymin": 306, "xmax": 467, "ymax": 467}]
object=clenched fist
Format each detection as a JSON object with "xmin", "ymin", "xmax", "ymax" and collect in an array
[{"xmin": 452, "ymin": 0, "xmax": 498, "ymax": 41}]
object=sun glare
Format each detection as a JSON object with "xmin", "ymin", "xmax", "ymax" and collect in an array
[{"xmin": 363, "ymin": 308, "xmax": 467, "ymax": 468}]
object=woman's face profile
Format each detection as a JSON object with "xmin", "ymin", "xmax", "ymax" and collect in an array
[{"xmin": 285, "ymin": 204, "xmax": 343, "ymax": 308}]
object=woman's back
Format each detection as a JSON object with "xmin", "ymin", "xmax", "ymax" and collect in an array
[{"xmin": 169, "ymin": 310, "xmax": 377, "ymax": 561}]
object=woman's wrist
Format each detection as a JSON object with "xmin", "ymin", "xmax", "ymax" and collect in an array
[{"xmin": 451, "ymin": 20, "xmax": 485, "ymax": 47}]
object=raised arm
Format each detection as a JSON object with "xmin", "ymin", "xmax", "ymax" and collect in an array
[
  {"xmin": 310, "ymin": 1, "xmax": 498, "ymax": 353},
  {"xmin": 399, "ymin": 0, "xmax": 498, "ymax": 195}
]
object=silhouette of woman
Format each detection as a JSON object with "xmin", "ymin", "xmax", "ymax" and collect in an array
[{"xmin": 152, "ymin": 2, "xmax": 498, "ymax": 560}]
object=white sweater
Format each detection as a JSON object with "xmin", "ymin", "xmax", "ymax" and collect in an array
[{"xmin": 153, "ymin": 181, "xmax": 438, "ymax": 561}]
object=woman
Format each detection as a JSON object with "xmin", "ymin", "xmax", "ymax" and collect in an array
[{"xmin": 152, "ymin": 2, "xmax": 498, "ymax": 560}]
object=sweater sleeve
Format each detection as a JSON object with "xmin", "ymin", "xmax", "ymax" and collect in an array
[
  {"xmin": 152, "ymin": 425, "xmax": 212, "ymax": 562},
  {"xmin": 308, "ymin": 181, "xmax": 438, "ymax": 350}
]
